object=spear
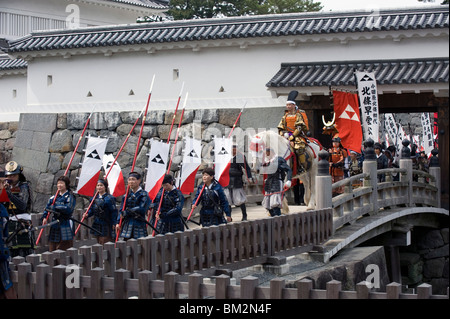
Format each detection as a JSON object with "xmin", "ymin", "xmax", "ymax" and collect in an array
[
  {"xmin": 186, "ymin": 102, "xmax": 246, "ymax": 222},
  {"xmin": 36, "ymin": 106, "xmax": 96, "ymax": 245},
  {"xmin": 151, "ymin": 92, "xmax": 188, "ymax": 235},
  {"xmin": 74, "ymin": 98, "xmax": 151, "ymax": 235},
  {"xmin": 115, "ymin": 75, "xmax": 156, "ymax": 243}
]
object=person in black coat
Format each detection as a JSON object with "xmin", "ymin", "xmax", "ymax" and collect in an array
[
  {"xmin": 225, "ymin": 144, "xmax": 254, "ymax": 221},
  {"xmin": 260, "ymin": 148, "xmax": 292, "ymax": 217},
  {"xmin": 374, "ymin": 143, "xmax": 388, "ymax": 182}
]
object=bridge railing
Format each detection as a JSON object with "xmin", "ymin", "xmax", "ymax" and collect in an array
[{"xmin": 315, "ymin": 140, "xmax": 441, "ymax": 234}]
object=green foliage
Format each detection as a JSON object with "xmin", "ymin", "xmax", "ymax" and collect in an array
[{"xmin": 167, "ymin": 0, "xmax": 323, "ymax": 20}]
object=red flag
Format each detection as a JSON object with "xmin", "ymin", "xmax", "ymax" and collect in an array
[{"xmin": 333, "ymin": 91, "xmax": 363, "ymax": 153}]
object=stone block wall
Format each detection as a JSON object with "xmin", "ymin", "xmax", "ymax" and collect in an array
[
  {"xmin": 0, "ymin": 121, "xmax": 17, "ymax": 165},
  {"xmin": 5, "ymin": 109, "xmax": 243, "ymax": 213},
  {"xmin": 400, "ymin": 227, "xmax": 449, "ymax": 295}
]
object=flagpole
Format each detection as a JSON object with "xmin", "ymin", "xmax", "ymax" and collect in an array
[
  {"xmin": 74, "ymin": 95, "xmax": 152, "ymax": 235},
  {"xmin": 151, "ymin": 92, "xmax": 188, "ymax": 235},
  {"xmin": 115, "ymin": 75, "xmax": 156, "ymax": 243},
  {"xmin": 186, "ymin": 102, "xmax": 245, "ymax": 222},
  {"xmin": 36, "ymin": 106, "xmax": 96, "ymax": 245},
  {"xmin": 167, "ymin": 82, "xmax": 184, "ymax": 144}
]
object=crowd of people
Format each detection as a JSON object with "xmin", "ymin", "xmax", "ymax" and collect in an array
[{"xmin": 0, "ymin": 92, "xmax": 436, "ymax": 299}]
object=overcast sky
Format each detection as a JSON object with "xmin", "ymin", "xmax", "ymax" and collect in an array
[{"xmin": 318, "ymin": 0, "xmax": 441, "ymax": 12}]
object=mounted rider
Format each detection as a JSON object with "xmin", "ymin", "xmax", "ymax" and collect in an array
[{"xmin": 277, "ymin": 90, "xmax": 310, "ymax": 173}]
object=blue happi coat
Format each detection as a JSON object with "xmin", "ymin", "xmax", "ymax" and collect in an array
[
  {"xmin": 0, "ymin": 203, "xmax": 13, "ymax": 292},
  {"xmin": 87, "ymin": 193, "xmax": 118, "ymax": 237},
  {"xmin": 118, "ymin": 187, "xmax": 150, "ymax": 239},
  {"xmin": 192, "ymin": 180, "xmax": 230, "ymax": 227},
  {"xmin": 151, "ymin": 186, "xmax": 185, "ymax": 234},
  {"xmin": 43, "ymin": 191, "xmax": 76, "ymax": 242}
]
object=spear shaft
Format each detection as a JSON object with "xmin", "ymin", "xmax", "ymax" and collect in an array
[
  {"xmin": 151, "ymin": 92, "xmax": 188, "ymax": 235},
  {"xmin": 36, "ymin": 106, "xmax": 95, "ymax": 245},
  {"xmin": 115, "ymin": 75, "xmax": 155, "ymax": 243},
  {"xmin": 186, "ymin": 102, "xmax": 246, "ymax": 222}
]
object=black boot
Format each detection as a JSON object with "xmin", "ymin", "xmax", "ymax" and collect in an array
[{"xmin": 240, "ymin": 204, "xmax": 247, "ymax": 221}]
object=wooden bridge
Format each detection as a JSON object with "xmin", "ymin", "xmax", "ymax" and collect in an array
[{"xmin": 8, "ymin": 141, "xmax": 448, "ymax": 299}]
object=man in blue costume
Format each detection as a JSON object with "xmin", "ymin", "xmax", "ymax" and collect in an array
[
  {"xmin": 152, "ymin": 174, "xmax": 185, "ymax": 234},
  {"xmin": 192, "ymin": 167, "xmax": 231, "ymax": 227},
  {"xmin": 117, "ymin": 172, "xmax": 151, "ymax": 240},
  {"xmin": 43, "ymin": 176, "xmax": 76, "ymax": 251}
]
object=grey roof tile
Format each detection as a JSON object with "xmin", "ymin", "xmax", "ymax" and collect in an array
[
  {"xmin": 5, "ymin": 6, "xmax": 448, "ymax": 53},
  {"xmin": 266, "ymin": 58, "xmax": 449, "ymax": 87},
  {"xmin": 0, "ymin": 58, "xmax": 28, "ymax": 70}
]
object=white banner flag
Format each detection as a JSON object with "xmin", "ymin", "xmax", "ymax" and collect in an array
[
  {"xmin": 179, "ymin": 138, "xmax": 202, "ymax": 195},
  {"xmin": 76, "ymin": 136, "xmax": 108, "ymax": 196},
  {"xmin": 384, "ymin": 113, "xmax": 407, "ymax": 160},
  {"xmin": 421, "ymin": 113, "xmax": 434, "ymax": 156},
  {"xmin": 102, "ymin": 153, "xmax": 126, "ymax": 197},
  {"xmin": 214, "ymin": 136, "xmax": 232, "ymax": 187},
  {"xmin": 145, "ymin": 139, "xmax": 170, "ymax": 200},
  {"xmin": 355, "ymin": 70, "xmax": 380, "ymax": 141}
]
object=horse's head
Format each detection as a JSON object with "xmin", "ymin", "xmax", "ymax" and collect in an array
[{"xmin": 249, "ymin": 130, "xmax": 292, "ymax": 170}]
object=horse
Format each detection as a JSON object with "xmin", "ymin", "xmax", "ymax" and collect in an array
[{"xmin": 249, "ymin": 130, "xmax": 323, "ymax": 210}]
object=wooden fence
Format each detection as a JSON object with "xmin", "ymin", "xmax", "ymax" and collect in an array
[
  {"xmin": 9, "ymin": 263, "xmax": 448, "ymax": 299},
  {"xmin": 11, "ymin": 208, "xmax": 333, "ymax": 298}
]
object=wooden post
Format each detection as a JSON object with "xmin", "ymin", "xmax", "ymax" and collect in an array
[
  {"xmin": 91, "ymin": 244, "xmax": 103, "ymax": 269},
  {"xmin": 326, "ymin": 280, "xmax": 341, "ymax": 299},
  {"xmin": 386, "ymin": 282, "xmax": 401, "ymax": 299},
  {"xmin": 297, "ymin": 278, "xmax": 313, "ymax": 299},
  {"xmin": 138, "ymin": 270, "xmax": 154, "ymax": 299},
  {"xmin": 188, "ymin": 273, "xmax": 203, "ymax": 299},
  {"xmin": 356, "ymin": 281, "xmax": 370, "ymax": 299},
  {"xmin": 164, "ymin": 271, "xmax": 179, "ymax": 299},
  {"xmin": 417, "ymin": 283, "xmax": 432, "ymax": 299},
  {"xmin": 103, "ymin": 241, "xmax": 116, "ymax": 276},
  {"xmin": 215, "ymin": 274, "xmax": 230, "ymax": 299},
  {"xmin": 79, "ymin": 245, "xmax": 92, "ymax": 276},
  {"xmin": 52, "ymin": 264, "xmax": 67, "ymax": 299},
  {"xmin": 126, "ymin": 239, "xmax": 138, "ymax": 278},
  {"xmin": 270, "ymin": 278, "xmax": 285, "ymax": 299},
  {"xmin": 17, "ymin": 262, "xmax": 32, "ymax": 299},
  {"xmin": 240, "ymin": 276, "xmax": 258, "ymax": 299},
  {"xmin": 89, "ymin": 267, "xmax": 104, "ymax": 299},
  {"xmin": 114, "ymin": 268, "xmax": 130, "ymax": 299},
  {"xmin": 35, "ymin": 263, "xmax": 50, "ymax": 299}
]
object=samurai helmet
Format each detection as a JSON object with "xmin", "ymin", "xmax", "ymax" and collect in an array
[
  {"xmin": 286, "ymin": 90, "xmax": 299, "ymax": 106},
  {"xmin": 5, "ymin": 161, "xmax": 23, "ymax": 176}
]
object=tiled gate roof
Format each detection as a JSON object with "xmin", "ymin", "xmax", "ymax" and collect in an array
[{"xmin": 266, "ymin": 58, "xmax": 449, "ymax": 87}]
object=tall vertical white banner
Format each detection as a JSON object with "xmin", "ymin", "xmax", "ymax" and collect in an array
[
  {"xmin": 76, "ymin": 136, "xmax": 108, "ymax": 196},
  {"xmin": 421, "ymin": 113, "xmax": 434, "ymax": 156},
  {"xmin": 145, "ymin": 139, "xmax": 170, "ymax": 200},
  {"xmin": 355, "ymin": 70, "xmax": 379, "ymax": 142},
  {"xmin": 179, "ymin": 137, "xmax": 202, "ymax": 194},
  {"xmin": 214, "ymin": 136, "xmax": 232, "ymax": 187}
]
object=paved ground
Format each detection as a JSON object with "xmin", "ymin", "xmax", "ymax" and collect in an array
[{"xmin": 188, "ymin": 202, "xmax": 309, "ymax": 228}]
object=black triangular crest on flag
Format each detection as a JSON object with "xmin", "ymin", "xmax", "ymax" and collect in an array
[
  {"xmin": 218, "ymin": 147, "xmax": 228, "ymax": 155},
  {"xmin": 106, "ymin": 160, "xmax": 117, "ymax": 170},
  {"xmin": 188, "ymin": 149, "xmax": 199, "ymax": 158},
  {"xmin": 151, "ymin": 154, "xmax": 165, "ymax": 164},
  {"xmin": 360, "ymin": 74, "xmax": 373, "ymax": 81},
  {"xmin": 87, "ymin": 149, "xmax": 101, "ymax": 160}
]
